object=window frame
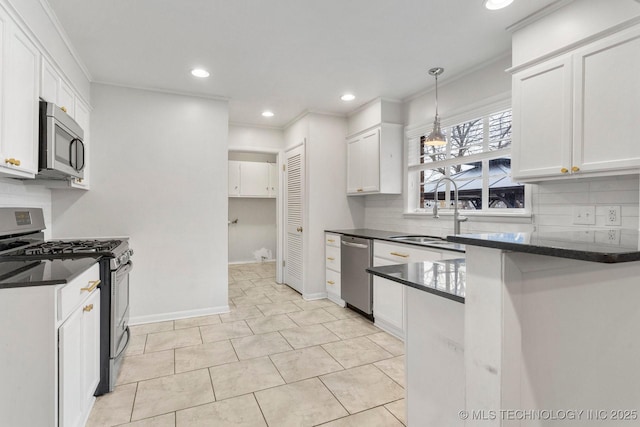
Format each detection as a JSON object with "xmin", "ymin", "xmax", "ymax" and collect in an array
[{"xmin": 404, "ymin": 96, "xmax": 532, "ymax": 218}]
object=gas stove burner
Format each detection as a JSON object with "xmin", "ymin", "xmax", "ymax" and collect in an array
[{"xmin": 24, "ymin": 239, "xmax": 123, "ymax": 256}]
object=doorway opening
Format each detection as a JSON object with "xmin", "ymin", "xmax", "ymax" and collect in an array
[{"xmin": 227, "ymin": 150, "xmax": 283, "ymax": 283}]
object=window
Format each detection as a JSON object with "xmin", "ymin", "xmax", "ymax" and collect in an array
[{"xmin": 408, "ymin": 108, "xmax": 527, "ymax": 214}]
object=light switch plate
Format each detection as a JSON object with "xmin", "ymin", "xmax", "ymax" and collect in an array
[{"xmin": 572, "ymin": 205, "xmax": 596, "ymax": 225}]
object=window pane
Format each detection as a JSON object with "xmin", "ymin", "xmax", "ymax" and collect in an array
[
  {"xmin": 450, "ymin": 118, "xmax": 483, "ymax": 159},
  {"xmin": 420, "ymin": 168, "xmax": 445, "ymax": 209},
  {"xmin": 420, "ymin": 135, "xmax": 447, "ymax": 164},
  {"xmin": 450, "ymin": 162, "xmax": 482, "ymax": 210},
  {"xmin": 489, "ymin": 110, "xmax": 512, "ymax": 151},
  {"xmin": 488, "ymin": 158, "xmax": 525, "ymax": 209}
]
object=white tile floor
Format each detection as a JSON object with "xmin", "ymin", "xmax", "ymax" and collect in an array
[{"xmin": 87, "ymin": 262, "xmax": 406, "ymax": 427}]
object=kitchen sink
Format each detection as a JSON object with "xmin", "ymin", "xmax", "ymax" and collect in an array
[{"xmin": 388, "ymin": 235, "xmax": 444, "ymax": 244}]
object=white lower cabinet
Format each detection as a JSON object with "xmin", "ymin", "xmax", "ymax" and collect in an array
[
  {"xmin": 325, "ymin": 233, "xmax": 344, "ymax": 305},
  {"xmin": 372, "ymin": 240, "xmax": 465, "ymax": 340},
  {"xmin": 0, "ymin": 263, "xmax": 100, "ymax": 427},
  {"xmin": 59, "ymin": 289, "xmax": 100, "ymax": 427}
]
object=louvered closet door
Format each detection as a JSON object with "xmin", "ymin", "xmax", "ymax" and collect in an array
[{"xmin": 284, "ymin": 144, "xmax": 305, "ymax": 293}]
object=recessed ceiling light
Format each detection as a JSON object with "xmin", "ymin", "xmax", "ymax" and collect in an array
[
  {"xmin": 341, "ymin": 93, "xmax": 356, "ymax": 101},
  {"xmin": 262, "ymin": 111, "xmax": 274, "ymax": 117},
  {"xmin": 483, "ymin": 0, "xmax": 514, "ymax": 10},
  {"xmin": 191, "ymin": 68, "xmax": 210, "ymax": 78}
]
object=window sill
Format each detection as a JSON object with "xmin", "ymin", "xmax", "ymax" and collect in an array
[{"xmin": 404, "ymin": 210, "xmax": 532, "ymax": 220}]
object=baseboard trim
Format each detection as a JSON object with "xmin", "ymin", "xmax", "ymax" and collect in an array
[
  {"xmin": 303, "ymin": 291, "xmax": 328, "ymax": 301},
  {"xmin": 373, "ymin": 317, "xmax": 405, "ymax": 341},
  {"xmin": 228, "ymin": 260, "xmax": 276, "ymax": 265},
  {"xmin": 129, "ymin": 305, "xmax": 231, "ymax": 325},
  {"xmin": 327, "ymin": 293, "xmax": 346, "ymax": 307}
]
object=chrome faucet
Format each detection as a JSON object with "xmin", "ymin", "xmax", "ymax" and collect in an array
[{"xmin": 432, "ymin": 177, "xmax": 468, "ymax": 235}]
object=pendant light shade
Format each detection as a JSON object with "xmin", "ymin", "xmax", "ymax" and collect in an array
[{"xmin": 425, "ymin": 67, "xmax": 447, "ymax": 146}]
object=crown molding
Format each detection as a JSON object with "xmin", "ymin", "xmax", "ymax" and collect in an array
[
  {"xmin": 506, "ymin": 0, "xmax": 575, "ymax": 33},
  {"xmin": 92, "ymin": 80, "xmax": 230, "ymax": 102}
]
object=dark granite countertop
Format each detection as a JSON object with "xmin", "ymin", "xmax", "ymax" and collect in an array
[
  {"xmin": 0, "ymin": 257, "xmax": 99, "ymax": 289},
  {"xmin": 326, "ymin": 228, "xmax": 465, "ymax": 253},
  {"xmin": 448, "ymin": 229, "xmax": 640, "ymax": 263},
  {"xmin": 367, "ymin": 259, "xmax": 466, "ymax": 304}
]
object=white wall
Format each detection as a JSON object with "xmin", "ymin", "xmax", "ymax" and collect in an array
[
  {"xmin": 283, "ymin": 113, "xmax": 365, "ymax": 298},
  {"xmin": 52, "ymin": 83, "xmax": 229, "ymax": 323},
  {"xmin": 228, "ymin": 124, "xmax": 285, "ymax": 151},
  {"xmin": 0, "ymin": 178, "xmax": 52, "ymax": 238},
  {"xmin": 228, "ymin": 198, "xmax": 277, "ymax": 263}
]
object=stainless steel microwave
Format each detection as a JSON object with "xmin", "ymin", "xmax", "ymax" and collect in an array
[{"xmin": 37, "ymin": 101, "xmax": 85, "ymax": 179}]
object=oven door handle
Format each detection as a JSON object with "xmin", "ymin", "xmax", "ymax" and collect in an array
[
  {"xmin": 115, "ymin": 326, "xmax": 131, "ymax": 359},
  {"xmin": 116, "ymin": 260, "xmax": 133, "ymax": 277}
]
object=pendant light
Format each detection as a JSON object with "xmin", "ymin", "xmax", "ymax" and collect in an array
[{"xmin": 425, "ymin": 67, "xmax": 447, "ymax": 146}]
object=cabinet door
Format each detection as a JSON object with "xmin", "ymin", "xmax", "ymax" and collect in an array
[
  {"xmin": 373, "ymin": 256, "xmax": 405, "ymax": 339},
  {"xmin": 361, "ymin": 129, "xmax": 380, "ymax": 192},
  {"xmin": 41, "ymin": 56, "xmax": 59, "ymax": 103},
  {"xmin": 0, "ymin": 20, "xmax": 39, "ymax": 176},
  {"xmin": 511, "ymin": 56, "xmax": 573, "ymax": 180},
  {"xmin": 346, "ymin": 137, "xmax": 363, "ymax": 193},
  {"xmin": 239, "ymin": 161, "xmax": 269, "ymax": 197},
  {"xmin": 59, "ymin": 303, "xmax": 84, "ymax": 427},
  {"xmin": 81, "ymin": 291, "xmax": 100, "ymax": 409},
  {"xmin": 573, "ymin": 27, "xmax": 640, "ymax": 172},
  {"xmin": 59, "ymin": 79, "xmax": 75, "ymax": 117},
  {"xmin": 228, "ymin": 161, "xmax": 240, "ymax": 196},
  {"xmin": 268, "ymin": 162, "xmax": 278, "ymax": 197},
  {"xmin": 60, "ymin": 289, "xmax": 100, "ymax": 427},
  {"xmin": 71, "ymin": 98, "xmax": 90, "ymax": 189}
]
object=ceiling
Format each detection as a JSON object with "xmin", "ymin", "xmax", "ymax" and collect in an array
[{"xmin": 48, "ymin": 0, "xmax": 559, "ymax": 128}]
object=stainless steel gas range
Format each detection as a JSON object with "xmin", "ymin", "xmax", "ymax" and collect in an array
[{"xmin": 0, "ymin": 207, "xmax": 133, "ymax": 395}]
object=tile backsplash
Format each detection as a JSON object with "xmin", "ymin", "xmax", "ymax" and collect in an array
[
  {"xmin": 0, "ymin": 178, "xmax": 52, "ymax": 239},
  {"xmin": 364, "ymin": 174, "xmax": 640, "ymax": 235}
]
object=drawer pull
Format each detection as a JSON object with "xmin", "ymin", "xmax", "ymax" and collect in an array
[
  {"xmin": 327, "ymin": 257, "xmax": 335, "ymax": 261},
  {"xmin": 327, "ymin": 239, "xmax": 335, "ymax": 243},
  {"xmin": 560, "ymin": 168, "xmax": 569, "ymax": 174},
  {"xmin": 83, "ymin": 304, "xmax": 94, "ymax": 312},
  {"xmin": 61, "ymin": 106, "xmax": 67, "ymax": 113},
  {"xmin": 327, "ymin": 280, "xmax": 335, "ymax": 285},
  {"xmin": 357, "ymin": 188, "xmax": 364, "ymax": 192},
  {"xmin": 390, "ymin": 252, "xmax": 410, "ymax": 258},
  {"xmin": 81, "ymin": 279, "xmax": 101, "ymax": 292}
]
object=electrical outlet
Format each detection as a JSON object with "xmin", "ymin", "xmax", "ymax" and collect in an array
[
  {"xmin": 595, "ymin": 229, "xmax": 620, "ymax": 245},
  {"xmin": 572, "ymin": 205, "xmax": 596, "ymax": 225},
  {"xmin": 605, "ymin": 206, "xmax": 621, "ymax": 226}
]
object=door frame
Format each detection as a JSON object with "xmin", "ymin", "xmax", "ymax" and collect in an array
[{"xmin": 227, "ymin": 147, "xmax": 284, "ymax": 283}]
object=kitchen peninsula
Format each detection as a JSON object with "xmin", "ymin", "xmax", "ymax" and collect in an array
[{"xmin": 452, "ymin": 230, "xmax": 640, "ymax": 426}]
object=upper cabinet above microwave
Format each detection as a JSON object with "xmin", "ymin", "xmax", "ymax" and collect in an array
[{"xmin": 0, "ymin": 6, "xmax": 40, "ymax": 179}]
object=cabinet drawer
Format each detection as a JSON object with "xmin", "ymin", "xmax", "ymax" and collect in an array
[
  {"xmin": 374, "ymin": 241, "xmax": 442, "ymax": 263},
  {"xmin": 326, "ymin": 233, "xmax": 340, "ymax": 248},
  {"xmin": 326, "ymin": 246, "xmax": 340, "ymax": 272},
  {"xmin": 58, "ymin": 264, "xmax": 100, "ymax": 321},
  {"xmin": 326, "ymin": 269, "xmax": 341, "ymax": 295}
]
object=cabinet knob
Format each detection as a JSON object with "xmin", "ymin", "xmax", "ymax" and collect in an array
[
  {"xmin": 83, "ymin": 304, "xmax": 94, "ymax": 312},
  {"xmin": 296, "ymin": 227, "xmax": 303, "ymax": 232},
  {"xmin": 61, "ymin": 106, "xmax": 67, "ymax": 113},
  {"xmin": 4, "ymin": 158, "xmax": 20, "ymax": 166},
  {"xmin": 357, "ymin": 188, "xmax": 364, "ymax": 192},
  {"xmin": 571, "ymin": 166, "xmax": 580, "ymax": 172},
  {"xmin": 560, "ymin": 168, "xmax": 569, "ymax": 174}
]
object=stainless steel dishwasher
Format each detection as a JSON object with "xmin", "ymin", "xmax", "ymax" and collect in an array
[{"xmin": 340, "ymin": 235, "xmax": 373, "ymax": 317}]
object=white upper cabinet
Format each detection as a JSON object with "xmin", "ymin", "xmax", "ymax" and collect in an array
[
  {"xmin": 41, "ymin": 57, "xmax": 77, "ymax": 117},
  {"xmin": 0, "ymin": 9, "xmax": 40, "ymax": 178},
  {"xmin": 573, "ymin": 27, "xmax": 640, "ymax": 173},
  {"xmin": 228, "ymin": 160, "xmax": 241, "ymax": 196},
  {"xmin": 228, "ymin": 160, "xmax": 277, "ymax": 198},
  {"xmin": 511, "ymin": 24, "xmax": 640, "ymax": 181},
  {"xmin": 347, "ymin": 123, "xmax": 402, "ymax": 195},
  {"xmin": 512, "ymin": 56, "xmax": 573, "ymax": 180}
]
